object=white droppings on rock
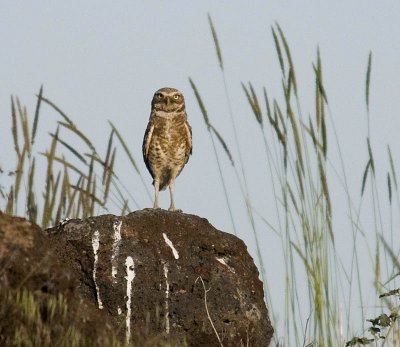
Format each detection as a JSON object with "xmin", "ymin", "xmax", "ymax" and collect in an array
[
  {"xmin": 111, "ymin": 220, "xmax": 122, "ymax": 281},
  {"xmin": 163, "ymin": 262, "xmax": 170, "ymax": 334},
  {"xmin": 125, "ymin": 256, "xmax": 135, "ymax": 344},
  {"xmin": 216, "ymin": 256, "xmax": 236, "ymax": 274},
  {"xmin": 163, "ymin": 233, "xmax": 179, "ymax": 259},
  {"xmin": 92, "ymin": 230, "xmax": 103, "ymax": 309}
]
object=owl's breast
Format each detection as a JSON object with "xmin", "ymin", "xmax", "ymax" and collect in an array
[{"xmin": 154, "ymin": 118, "xmax": 186, "ymax": 146}]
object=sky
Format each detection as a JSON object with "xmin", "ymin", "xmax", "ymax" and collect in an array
[{"xmin": 1, "ymin": 1, "xmax": 400, "ymax": 343}]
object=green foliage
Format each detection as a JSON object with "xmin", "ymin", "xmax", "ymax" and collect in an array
[
  {"xmin": 191, "ymin": 19, "xmax": 400, "ymax": 347},
  {"xmin": 345, "ymin": 291, "xmax": 400, "ymax": 346},
  {"xmin": 0, "ymin": 287, "xmax": 117, "ymax": 347},
  {"xmin": 0, "ymin": 286, "xmax": 185, "ymax": 347},
  {"xmin": 2, "ymin": 90, "xmax": 149, "ymax": 229}
]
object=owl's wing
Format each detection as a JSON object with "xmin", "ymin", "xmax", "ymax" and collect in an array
[
  {"xmin": 184, "ymin": 120, "xmax": 193, "ymax": 163},
  {"xmin": 142, "ymin": 121, "xmax": 155, "ymax": 177}
]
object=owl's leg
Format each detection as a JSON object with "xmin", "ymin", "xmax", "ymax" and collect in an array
[
  {"xmin": 168, "ymin": 180, "xmax": 176, "ymax": 211},
  {"xmin": 153, "ymin": 179, "xmax": 160, "ymax": 209}
]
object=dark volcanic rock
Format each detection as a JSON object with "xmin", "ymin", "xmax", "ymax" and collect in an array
[
  {"xmin": 0, "ymin": 212, "xmax": 116, "ymax": 346},
  {"xmin": 1, "ymin": 210, "xmax": 274, "ymax": 346}
]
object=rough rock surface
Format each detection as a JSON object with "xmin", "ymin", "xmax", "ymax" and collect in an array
[
  {"xmin": 0, "ymin": 212, "xmax": 116, "ymax": 346},
  {"xmin": 1, "ymin": 210, "xmax": 274, "ymax": 346}
]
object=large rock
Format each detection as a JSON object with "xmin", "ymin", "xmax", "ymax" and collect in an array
[{"xmin": 1, "ymin": 210, "xmax": 274, "ymax": 346}]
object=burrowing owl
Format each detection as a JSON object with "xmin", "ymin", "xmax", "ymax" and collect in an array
[{"xmin": 142, "ymin": 87, "xmax": 192, "ymax": 211}]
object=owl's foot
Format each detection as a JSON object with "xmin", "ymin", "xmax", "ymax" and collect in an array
[
  {"xmin": 142, "ymin": 207, "xmax": 161, "ymax": 211},
  {"xmin": 168, "ymin": 207, "xmax": 182, "ymax": 212}
]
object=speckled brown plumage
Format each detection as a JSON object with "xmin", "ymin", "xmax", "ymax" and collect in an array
[{"xmin": 143, "ymin": 87, "xmax": 192, "ymax": 211}]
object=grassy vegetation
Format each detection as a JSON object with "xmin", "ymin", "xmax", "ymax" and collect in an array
[
  {"xmin": 1, "ymin": 17, "xmax": 399, "ymax": 346},
  {"xmin": 0, "ymin": 286, "xmax": 187, "ymax": 347},
  {"xmin": 2, "ymin": 88, "xmax": 151, "ymax": 229},
  {"xmin": 0, "ymin": 287, "xmax": 120, "ymax": 347},
  {"xmin": 188, "ymin": 18, "xmax": 400, "ymax": 346}
]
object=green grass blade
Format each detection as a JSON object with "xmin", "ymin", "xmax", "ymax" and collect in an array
[
  {"xmin": 14, "ymin": 146, "xmax": 27, "ymax": 207},
  {"xmin": 286, "ymin": 95, "xmax": 304, "ymax": 174},
  {"xmin": 6, "ymin": 186, "xmax": 14, "ymax": 215},
  {"xmin": 48, "ymin": 171, "xmax": 62, "ymax": 225},
  {"xmin": 379, "ymin": 235, "xmax": 400, "ymax": 274},
  {"xmin": 103, "ymin": 130, "xmax": 114, "ymax": 184},
  {"xmin": 42, "ymin": 127, "xmax": 58, "ymax": 227},
  {"xmin": 66, "ymin": 176, "xmax": 82, "ymax": 218},
  {"xmin": 189, "ymin": 78, "xmax": 211, "ymax": 129},
  {"xmin": 271, "ymin": 27, "xmax": 285, "ymax": 75},
  {"xmin": 366, "ymin": 51, "xmax": 372, "ymax": 111},
  {"xmin": 103, "ymin": 148, "xmax": 116, "ymax": 204},
  {"xmin": 27, "ymin": 158, "xmax": 37, "ymax": 223},
  {"xmin": 49, "ymin": 132, "xmax": 87, "ymax": 164},
  {"xmin": 387, "ymin": 145, "xmax": 397, "ymax": 190},
  {"xmin": 287, "ymin": 183, "xmax": 300, "ymax": 215},
  {"xmin": 321, "ymin": 107, "xmax": 327, "ymax": 158},
  {"xmin": 39, "ymin": 95, "xmax": 74, "ymax": 125},
  {"xmin": 90, "ymin": 178, "xmax": 96, "ymax": 216},
  {"xmin": 210, "ymin": 125, "xmax": 234, "ymax": 166},
  {"xmin": 121, "ymin": 199, "xmax": 129, "ymax": 215},
  {"xmin": 263, "ymin": 88, "xmax": 272, "ymax": 122},
  {"xmin": 39, "ymin": 153, "xmax": 87, "ymax": 178},
  {"xmin": 208, "ymin": 14, "xmax": 224, "ymax": 70},
  {"xmin": 276, "ymin": 23, "xmax": 297, "ymax": 95},
  {"xmin": 85, "ymin": 155, "xmax": 95, "ymax": 213},
  {"xmin": 58, "ymin": 121, "xmax": 96, "ymax": 154},
  {"xmin": 31, "ymin": 85, "xmax": 43, "ymax": 146},
  {"xmin": 249, "ymin": 83, "xmax": 263, "ymax": 124},
  {"xmin": 313, "ymin": 49, "xmax": 328, "ymax": 104},
  {"xmin": 387, "ymin": 173, "xmax": 392, "ymax": 204},
  {"xmin": 295, "ymin": 159, "xmax": 304, "ymax": 199},
  {"xmin": 270, "ymin": 101, "xmax": 286, "ymax": 145},
  {"xmin": 55, "ymin": 165, "xmax": 69, "ymax": 223},
  {"xmin": 367, "ymin": 137, "xmax": 375, "ymax": 175},
  {"xmin": 21, "ymin": 106, "xmax": 31, "ymax": 155},
  {"xmin": 361, "ymin": 159, "xmax": 372, "ymax": 196},
  {"xmin": 11, "ymin": 96, "xmax": 21, "ymax": 159},
  {"xmin": 291, "ymin": 241, "xmax": 313, "ymax": 275},
  {"xmin": 318, "ymin": 153, "xmax": 333, "ymax": 240},
  {"xmin": 242, "ymin": 82, "xmax": 262, "ymax": 125},
  {"xmin": 70, "ymin": 184, "xmax": 104, "ymax": 208}
]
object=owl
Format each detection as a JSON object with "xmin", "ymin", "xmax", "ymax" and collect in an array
[{"xmin": 142, "ymin": 87, "xmax": 192, "ymax": 211}]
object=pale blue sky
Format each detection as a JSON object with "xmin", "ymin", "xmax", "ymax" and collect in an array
[{"xmin": 1, "ymin": 1, "xmax": 400, "ymax": 343}]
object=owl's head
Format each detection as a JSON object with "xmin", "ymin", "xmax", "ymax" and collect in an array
[{"xmin": 152, "ymin": 87, "xmax": 185, "ymax": 112}]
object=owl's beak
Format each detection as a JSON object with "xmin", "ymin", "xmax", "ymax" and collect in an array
[{"xmin": 166, "ymin": 97, "xmax": 170, "ymax": 106}]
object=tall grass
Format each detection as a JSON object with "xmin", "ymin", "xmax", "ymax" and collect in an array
[
  {"xmin": 3, "ymin": 89, "xmax": 150, "ymax": 228},
  {"xmin": 0, "ymin": 286, "xmax": 187, "ymax": 346},
  {"xmin": 189, "ymin": 18, "xmax": 400, "ymax": 346},
  {"xmin": 190, "ymin": 21, "xmax": 337, "ymax": 345}
]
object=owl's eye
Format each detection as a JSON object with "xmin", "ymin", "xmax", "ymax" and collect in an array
[
  {"xmin": 173, "ymin": 94, "xmax": 180, "ymax": 100},
  {"xmin": 157, "ymin": 93, "xmax": 163, "ymax": 99}
]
